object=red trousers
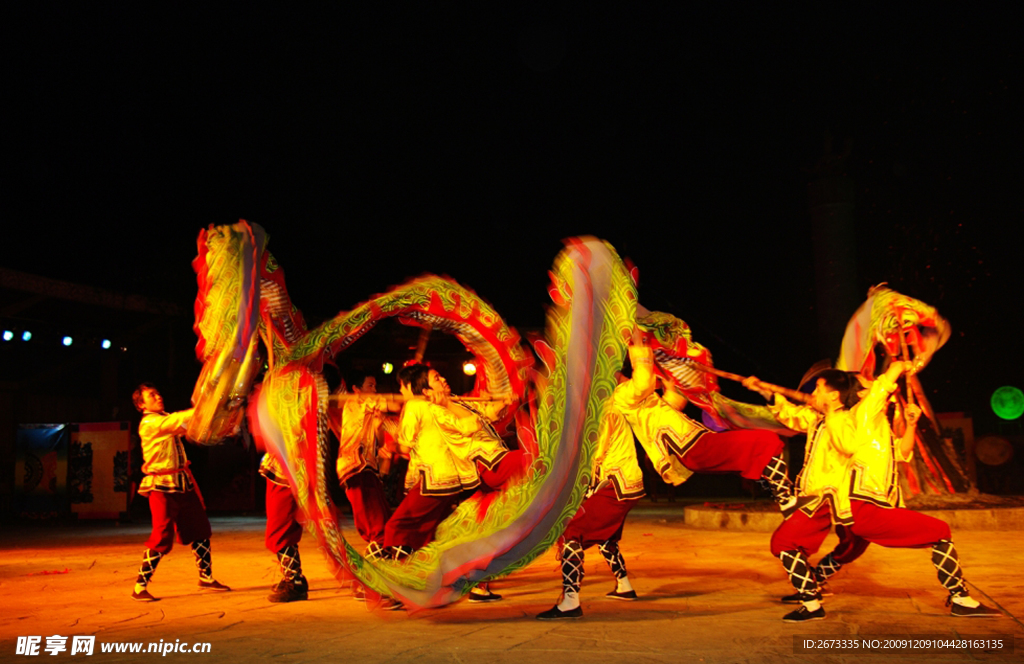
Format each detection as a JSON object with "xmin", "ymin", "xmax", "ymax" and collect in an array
[
  {"xmin": 479, "ymin": 449, "xmax": 526, "ymax": 491},
  {"xmin": 563, "ymin": 484, "xmax": 640, "ymax": 550},
  {"xmin": 831, "ymin": 525, "xmax": 871, "ymax": 564},
  {"xmin": 383, "ymin": 484, "xmax": 465, "ymax": 551},
  {"xmin": 265, "ymin": 481, "xmax": 303, "ymax": 553},
  {"xmin": 682, "ymin": 429, "xmax": 784, "ymax": 480},
  {"xmin": 343, "ymin": 469, "xmax": 392, "ymax": 545},
  {"xmin": 771, "ymin": 499, "xmax": 952, "ymax": 557},
  {"xmin": 145, "ymin": 489, "xmax": 213, "ymax": 554}
]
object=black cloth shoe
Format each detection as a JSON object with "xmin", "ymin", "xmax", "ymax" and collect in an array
[
  {"xmin": 468, "ymin": 588, "xmax": 502, "ymax": 603},
  {"xmin": 198, "ymin": 579, "xmax": 231, "ymax": 591},
  {"xmin": 949, "ymin": 598, "xmax": 1001, "ymax": 617},
  {"xmin": 606, "ymin": 588, "xmax": 638, "ymax": 601},
  {"xmin": 536, "ymin": 605, "xmax": 583, "ymax": 620},
  {"xmin": 268, "ymin": 579, "xmax": 308, "ymax": 603},
  {"xmin": 132, "ymin": 588, "xmax": 159, "ymax": 602},
  {"xmin": 379, "ymin": 598, "xmax": 404, "ymax": 611},
  {"xmin": 783, "ymin": 605, "xmax": 826, "ymax": 622},
  {"xmin": 353, "ymin": 586, "xmax": 367, "ymax": 602}
]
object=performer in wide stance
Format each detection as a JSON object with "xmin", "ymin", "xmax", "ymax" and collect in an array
[
  {"xmin": 749, "ymin": 362, "xmax": 1001, "ymax": 621},
  {"xmin": 536, "ymin": 335, "xmax": 651, "ymax": 620},
  {"xmin": 130, "ymin": 383, "xmax": 230, "ymax": 601}
]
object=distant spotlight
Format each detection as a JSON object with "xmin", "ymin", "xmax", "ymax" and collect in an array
[
  {"xmin": 382, "ymin": 362, "xmax": 394, "ymax": 375},
  {"xmin": 462, "ymin": 361, "xmax": 477, "ymax": 376},
  {"xmin": 101, "ymin": 339, "xmax": 112, "ymax": 349},
  {"xmin": 2, "ymin": 331, "xmax": 12, "ymax": 341},
  {"xmin": 22, "ymin": 331, "xmax": 32, "ymax": 341},
  {"xmin": 62, "ymin": 336, "xmax": 73, "ymax": 346}
]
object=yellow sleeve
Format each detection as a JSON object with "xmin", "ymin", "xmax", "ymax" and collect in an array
[
  {"xmin": 856, "ymin": 374, "xmax": 899, "ymax": 423},
  {"xmin": 767, "ymin": 396, "xmax": 818, "ymax": 433},
  {"xmin": 616, "ymin": 345, "xmax": 655, "ymax": 409},
  {"xmin": 398, "ymin": 401, "xmax": 424, "ymax": 450},
  {"xmin": 140, "ymin": 409, "xmax": 193, "ymax": 438}
]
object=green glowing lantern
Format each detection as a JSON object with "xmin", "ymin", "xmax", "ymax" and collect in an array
[{"xmin": 991, "ymin": 386, "xmax": 1024, "ymax": 421}]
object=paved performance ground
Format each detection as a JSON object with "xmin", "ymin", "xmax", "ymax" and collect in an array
[{"xmin": 1, "ymin": 505, "xmax": 1021, "ymax": 663}]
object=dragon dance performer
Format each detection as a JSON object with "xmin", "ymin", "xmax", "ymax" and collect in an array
[
  {"xmin": 382, "ymin": 364, "xmax": 508, "ymax": 606},
  {"xmin": 130, "ymin": 384, "xmax": 230, "ymax": 601},
  {"xmin": 537, "ymin": 333, "xmax": 652, "ymax": 620},
  {"xmin": 628, "ymin": 341, "xmax": 804, "ymax": 518},
  {"xmin": 752, "ymin": 362, "xmax": 1001, "ymax": 622},
  {"xmin": 259, "ymin": 450, "xmax": 308, "ymax": 603},
  {"xmin": 781, "ymin": 377, "xmax": 918, "ymax": 600},
  {"xmin": 332, "ymin": 370, "xmax": 401, "ymax": 564}
]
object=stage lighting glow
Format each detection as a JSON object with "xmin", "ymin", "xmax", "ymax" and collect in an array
[
  {"xmin": 22, "ymin": 331, "xmax": 32, "ymax": 341},
  {"xmin": 101, "ymin": 339, "xmax": 112, "ymax": 349},
  {"xmin": 462, "ymin": 361, "xmax": 477, "ymax": 376},
  {"xmin": 382, "ymin": 362, "xmax": 394, "ymax": 375},
  {"xmin": 2, "ymin": 331, "xmax": 12, "ymax": 341},
  {"xmin": 62, "ymin": 336, "xmax": 73, "ymax": 346},
  {"xmin": 992, "ymin": 386, "xmax": 1024, "ymax": 421}
]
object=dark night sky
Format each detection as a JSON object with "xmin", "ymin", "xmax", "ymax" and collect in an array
[{"xmin": 4, "ymin": 5, "xmax": 1022, "ymax": 431}]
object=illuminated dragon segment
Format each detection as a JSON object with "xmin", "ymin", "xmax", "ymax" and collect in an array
[
  {"xmin": 838, "ymin": 284, "xmax": 966, "ymax": 495},
  {"xmin": 637, "ymin": 311, "xmax": 799, "ymax": 435},
  {"xmin": 188, "ymin": 222, "xmax": 636, "ymax": 608},
  {"xmin": 637, "ymin": 285, "xmax": 963, "ymax": 496}
]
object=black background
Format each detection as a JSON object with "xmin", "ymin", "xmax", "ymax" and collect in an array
[{"xmin": 4, "ymin": 4, "xmax": 1022, "ymax": 436}]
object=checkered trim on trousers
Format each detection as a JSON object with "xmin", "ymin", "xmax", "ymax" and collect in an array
[
  {"xmin": 561, "ymin": 539, "xmax": 585, "ymax": 594},
  {"xmin": 137, "ymin": 548, "xmax": 163, "ymax": 586},
  {"xmin": 761, "ymin": 454, "xmax": 793, "ymax": 504},
  {"xmin": 779, "ymin": 549, "xmax": 819, "ymax": 595},
  {"xmin": 598, "ymin": 539, "xmax": 628, "ymax": 580},
  {"xmin": 815, "ymin": 553, "xmax": 841, "ymax": 580},
  {"xmin": 276, "ymin": 544, "xmax": 303, "ymax": 581},
  {"xmin": 932, "ymin": 539, "xmax": 968, "ymax": 595},
  {"xmin": 191, "ymin": 538, "xmax": 213, "ymax": 581}
]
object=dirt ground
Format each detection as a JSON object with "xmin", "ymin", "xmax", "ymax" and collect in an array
[{"xmin": 1, "ymin": 505, "xmax": 1021, "ymax": 663}]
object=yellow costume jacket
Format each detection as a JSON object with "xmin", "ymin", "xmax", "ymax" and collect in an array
[
  {"xmin": 399, "ymin": 398, "xmax": 481, "ymax": 496},
  {"xmin": 450, "ymin": 398, "xmax": 509, "ymax": 470},
  {"xmin": 592, "ymin": 396, "xmax": 646, "ymax": 500},
  {"xmin": 138, "ymin": 409, "xmax": 195, "ymax": 494},
  {"xmin": 333, "ymin": 394, "xmax": 387, "ymax": 484},
  {"xmin": 613, "ymin": 346, "xmax": 702, "ymax": 487},
  {"xmin": 769, "ymin": 374, "xmax": 900, "ymax": 524},
  {"xmin": 848, "ymin": 376, "xmax": 910, "ymax": 509}
]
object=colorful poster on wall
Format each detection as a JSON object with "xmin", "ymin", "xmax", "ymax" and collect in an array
[
  {"xmin": 15, "ymin": 424, "xmax": 69, "ymax": 516},
  {"xmin": 69, "ymin": 422, "xmax": 131, "ymax": 519}
]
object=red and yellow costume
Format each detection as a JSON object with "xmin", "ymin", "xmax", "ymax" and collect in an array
[
  {"xmin": 259, "ymin": 453, "xmax": 303, "ymax": 554},
  {"xmin": 767, "ymin": 368, "xmax": 986, "ymax": 619},
  {"xmin": 330, "ymin": 394, "xmax": 392, "ymax": 548},
  {"xmin": 132, "ymin": 403, "xmax": 224, "ymax": 600},
  {"xmin": 621, "ymin": 345, "xmax": 789, "ymax": 498},
  {"xmin": 138, "ymin": 409, "xmax": 212, "ymax": 552},
  {"xmin": 383, "ymin": 397, "xmax": 491, "ymax": 554}
]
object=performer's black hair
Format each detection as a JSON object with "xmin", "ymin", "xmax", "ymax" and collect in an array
[
  {"xmin": 347, "ymin": 369, "xmax": 370, "ymax": 391},
  {"xmin": 402, "ymin": 364, "xmax": 432, "ymax": 395},
  {"xmin": 814, "ymin": 369, "xmax": 862, "ymax": 410},
  {"xmin": 132, "ymin": 382, "xmax": 158, "ymax": 412},
  {"xmin": 403, "ymin": 362, "xmax": 432, "ymax": 393}
]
